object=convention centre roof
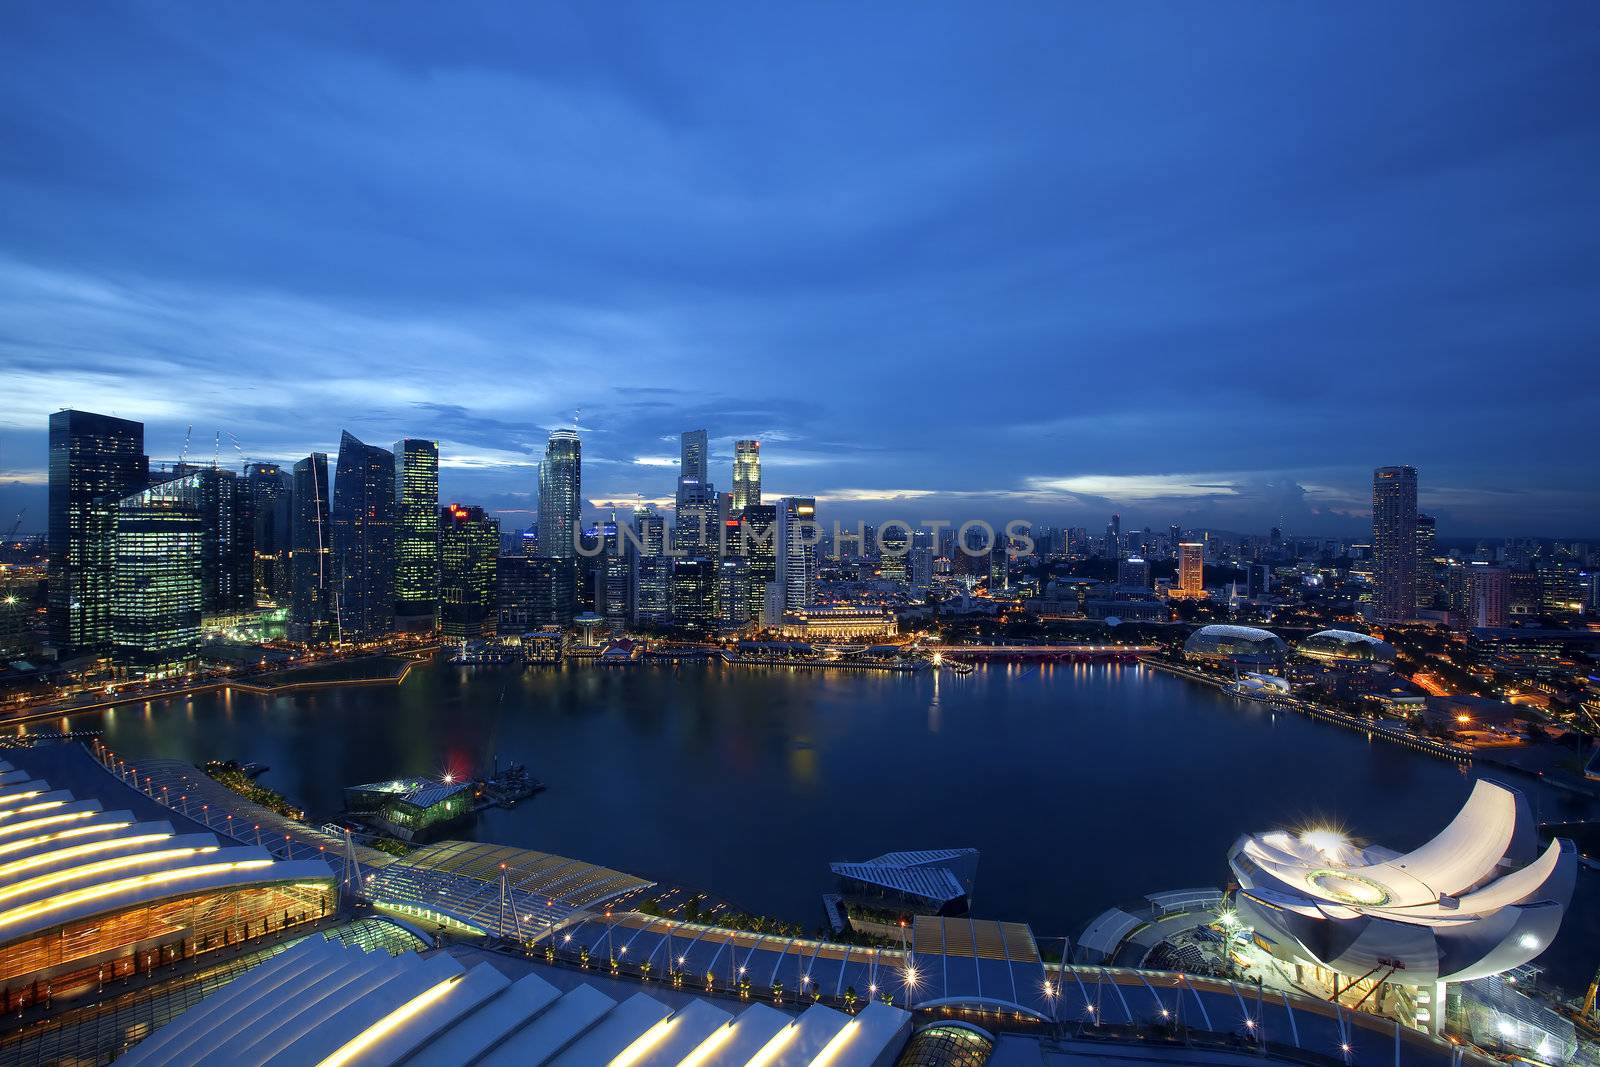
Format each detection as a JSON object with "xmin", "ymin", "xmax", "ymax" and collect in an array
[
  {"xmin": 119, "ymin": 935, "xmax": 913, "ymax": 1067},
  {"xmin": 367, "ymin": 840, "xmax": 654, "ymax": 937},
  {"xmin": 0, "ymin": 745, "xmax": 335, "ymax": 949}
]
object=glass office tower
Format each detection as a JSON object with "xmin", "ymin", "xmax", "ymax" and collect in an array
[
  {"xmin": 439, "ymin": 503, "xmax": 498, "ymax": 640},
  {"xmin": 536, "ymin": 429, "xmax": 581, "ymax": 624},
  {"xmin": 331, "ymin": 432, "xmax": 396, "ymax": 641},
  {"xmin": 113, "ymin": 473, "xmax": 203, "ymax": 675},
  {"xmin": 290, "ymin": 452, "xmax": 333, "ymax": 643},
  {"xmin": 394, "ymin": 439, "xmax": 441, "ymax": 627},
  {"xmin": 47, "ymin": 409, "xmax": 148, "ymax": 655}
]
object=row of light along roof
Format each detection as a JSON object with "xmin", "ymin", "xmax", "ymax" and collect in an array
[
  {"xmin": 0, "ymin": 748, "xmax": 333, "ymax": 952},
  {"xmin": 119, "ymin": 934, "xmax": 913, "ymax": 1067}
]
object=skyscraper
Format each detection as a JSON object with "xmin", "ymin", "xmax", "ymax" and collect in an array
[
  {"xmin": 112, "ymin": 473, "xmax": 203, "ymax": 676},
  {"xmin": 47, "ymin": 409, "xmax": 148, "ymax": 655},
  {"xmin": 1372, "ymin": 465, "xmax": 1418, "ymax": 622},
  {"xmin": 394, "ymin": 439, "xmax": 441, "ymax": 628},
  {"xmin": 732, "ymin": 439, "xmax": 761, "ymax": 515},
  {"xmin": 1176, "ymin": 542, "xmax": 1205, "ymax": 599},
  {"xmin": 673, "ymin": 477, "xmax": 718, "ymax": 555},
  {"xmin": 632, "ymin": 509, "xmax": 670, "ymax": 625},
  {"xmin": 289, "ymin": 453, "xmax": 332, "ymax": 642},
  {"xmin": 670, "ymin": 556, "xmax": 717, "ymax": 627},
  {"xmin": 776, "ymin": 497, "xmax": 817, "ymax": 614},
  {"xmin": 171, "ymin": 463, "xmax": 252, "ymax": 617},
  {"xmin": 1415, "ymin": 513, "xmax": 1437, "ymax": 611},
  {"xmin": 331, "ymin": 432, "xmax": 396, "ymax": 641},
  {"xmin": 1471, "ymin": 564, "xmax": 1509, "ymax": 628},
  {"xmin": 680, "ymin": 429, "xmax": 708, "ymax": 483},
  {"xmin": 439, "ymin": 503, "xmax": 499, "ymax": 640},
  {"xmin": 538, "ymin": 430, "xmax": 582, "ymax": 560},
  {"xmin": 246, "ymin": 463, "xmax": 292, "ymax": 606},
  {"xmin": 738, "ymin": 504, "xmax": 778, "ymax": 621}
]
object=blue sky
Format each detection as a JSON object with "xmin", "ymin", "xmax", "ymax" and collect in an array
[{"xmin": 1, "ymin": 3, "xmax": 1597, "ymax": 536}]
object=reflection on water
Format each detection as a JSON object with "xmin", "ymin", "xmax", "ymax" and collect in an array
[{"xmin": 38, "ymin": 659, "xmax": 1598, "ymax": 989}]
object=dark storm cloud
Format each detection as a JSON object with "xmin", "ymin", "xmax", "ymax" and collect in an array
[{"xmin": 0, "ymin": 2, "xmax": 1596, "ymax": 534}]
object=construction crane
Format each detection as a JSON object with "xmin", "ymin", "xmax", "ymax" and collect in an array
[
  {"xmin": 1578, "ymin": 965, "xmax": 1600, "ymax": 1036},
  {"xmin": 4, "ymin": 508, "xmax": 23, "ymax": 542}
]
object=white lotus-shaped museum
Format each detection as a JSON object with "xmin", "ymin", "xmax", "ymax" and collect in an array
[{"xmin": 1229, "ymin": 779, "xmax": 1576, "ymax": 984}]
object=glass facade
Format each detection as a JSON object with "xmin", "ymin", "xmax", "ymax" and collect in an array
[
  {"xmin": 170, "ymin": 464, "xmax": 253, "ymax": 616},
  {"xmin": 0, "ymin": 881, "xmax": 333, "ymax": 1010},
  {"xmin": 732, "ymin": 439, "xmax": 761, "ymax": 515},
  {"xmin": 536, "ymin": 430, "xmax": 581, "ymax": 624},
  {"xmin": 113, "ymin": 474, "xmax": 204, "ymax": 674},
  {"xmin": 47, "ymin": 410, "xmax": 148, "ymax": 655},
  {"xmin": 1372, "ymin": 465, "xmax": 1418, "ymax": 622},
  {"xmin": 439, "ymin": 503, "xmax": 498, "ymax": 639},
  {"xmin": 331, "ymin": 432, "xmax": 396, "ymax": 641},
  {"xmin": 739, "ymin": 505, "xmax": 778, "ymax": 621},
  {"xmin": 393, "ymin": 439, "xmax": 441, "ymax": 625},
  {"xmin": 246, "ymin": 463, "xmax": 292, "ymax": 607},
  {"xmin": 290, "ymin": 453, "xmax": 333, "ymax": 642}
]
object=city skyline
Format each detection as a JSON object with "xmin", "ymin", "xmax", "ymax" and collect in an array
[{"xmin": 2, "ymin": 6, "xmax": 1598, "ymax": 535}]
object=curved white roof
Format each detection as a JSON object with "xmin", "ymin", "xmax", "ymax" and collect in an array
[
  {"xmin": 0, "ymin": 750, "xmax": 335, "ymax": 948},
  {"xmin": 1230, "ymin": 779, "xmax": 1576, "ymax": 983}
]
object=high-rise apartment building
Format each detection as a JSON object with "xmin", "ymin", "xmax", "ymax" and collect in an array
[
  {"xmin": 331, "ymin": 432, "xmax": 396, "ymax": 641},
  {"xmin": 732, "ymin": 439, "xmax": 761, "ymax": 516},
  {"xmin": 1372, "ymin": 465, "xmax": 1418, "ymax": 622},
  {"xmin": 1471, "ymin": 563, "xmax": 1509, "ymax": 628},
  {"xmin": 289, "ymin": 453, "xmax": 332, "ymax": 642},
  {"xmin": 439, "ymin": 503, "xmax": 498, "ymax": 639},
  {"xmin": 1415, "ymin": 513, "xmax": 1437, "ymax": 611},
  {"xmin": 47, "ymin": 409, "xmax": 148, "ymax": 654},
  {"xmin": 394, "ymin": 439, "xmax": 441, "ymax": 627},
  {"xmin": 1175, "ymin": 542, "xmax": 1205, "ymax": 599},
  {"xmin": 113, "ymin": 473, "xmax": 203, "ymax": 675}
]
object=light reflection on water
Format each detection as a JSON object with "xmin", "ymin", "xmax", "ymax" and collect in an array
[{"xmin": 48, "ymin": 658, "xmax": 1599, "ymax": 989}]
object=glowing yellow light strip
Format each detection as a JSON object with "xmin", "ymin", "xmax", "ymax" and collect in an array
[
  {"xmin": 0, "ymin": 821, "xmax": 129, "ymax": 859},
  {"xmin": 807, "ymin": 1020, "xmax": 859, "ymax": 1067},
  {"xmin": 0, "ymin": 810, "xmax": 95, "ymax": 840},
  {"xmin": 0, "ymin": 859, "xmax": 273, "ymax": 929},
  {"xmin": 0, "ymin": 800, "xmax": 66, "ymax": 822},
  {"xmin": 312, "ymin": 974, "xmax": 462, "ymax": 1067},
  {"xmin": 0, "ymin": 832, "xmax": 173, "ymax": 881},
  {"xmin": 745, "ymin": 1023, "xmax": 798, "ymax": 1067},
  {"xmin": 0, "ymin": 844, "xmax": 211, "ymax": 904},
  {"xmin": 677, "ymin": 1021, "xmax": 734, "ymax": 1067},
  {"xmin": 0, "ymin": 790, "xmax": 43, "ymax": 808},
  {"xmin": 609, "ymin": 1015, "xmax": 679, "ymax": 1067}
]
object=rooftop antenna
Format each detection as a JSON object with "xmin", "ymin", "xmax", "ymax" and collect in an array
[{"xmin": 213, "ymin": 430, "xmax": 221, "ymax": 470}]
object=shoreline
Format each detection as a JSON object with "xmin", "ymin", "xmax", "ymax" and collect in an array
[{"xmin": 1, "ymin": 649, "xmax": 437, "ymax": 731}]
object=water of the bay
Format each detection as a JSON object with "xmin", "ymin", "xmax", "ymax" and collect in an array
[{"xmin": 40, "ymin": 659, "xmax": 1600, "ymax": 989}]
